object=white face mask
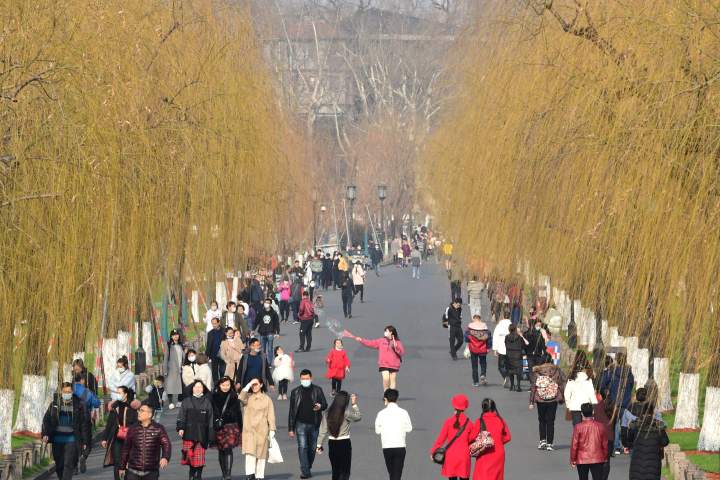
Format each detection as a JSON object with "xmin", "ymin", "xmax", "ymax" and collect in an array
[
  {"xmin": 253, "ymin": 348, "xmax": 262, "ymax": 354},
  {"xmin": 264, "ymin": 304, "xmax": 271, "ymax": 310},
  {"xmin": 226, "ymin": 335, "xmax": 234, "ymax": 340},
  {"xmin": 61, "ymin": 393, "xmax": 73, "ymax": 402},
  {"xmin": 300, "ymin": 379, "xmax": 312, "ymax": 388},
  {"xmin": 118, "ymin": 367, "xmax": 126, "ymax": 374},
  {"xmin": 211, "ymin": 306, "xmax": 217, "ymax": 311},
  {"xmin": 384, "ymin": 331, "xmax": 392, "ymax": 339},
  {"xmin": 187, "ymin": 355, "xmax": 196, "ymax": 363},
  {"xmin": 193, "ymin": 392, "xmax": 203, "ymax": 398}
]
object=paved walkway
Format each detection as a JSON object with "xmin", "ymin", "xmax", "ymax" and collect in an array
[{"xmin": 78, "ymin": 261, "xmax": 630, "ymax": 479}]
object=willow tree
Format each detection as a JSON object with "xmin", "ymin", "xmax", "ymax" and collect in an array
[
  {"xmin": 0, "ymin": 0, "xmax": 309, "ymax": 443},
  {"xmin": 423, "ymin": 0, "xmax": 720, "ymax": 448}
]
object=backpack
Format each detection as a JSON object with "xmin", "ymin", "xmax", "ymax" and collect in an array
[{"xmin": 535, "ymin": 374, "xmax": 559, "ymax": 401}]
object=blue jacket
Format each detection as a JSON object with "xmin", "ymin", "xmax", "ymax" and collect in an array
[
  {"xmin": 73, "ymin": 383, "xmax": 100, "ymax": 410},
  {"xmin": 206, "ymin": 328, "xmax": 225, "ymax": 359},
  {"xmin": 600, "ymin": 366, "xmax": 635, "ymax": 409}
]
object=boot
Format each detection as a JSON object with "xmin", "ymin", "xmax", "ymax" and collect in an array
[{"xmin": 226, "ymin": 451, "xmax": 234, "ymax": 479}]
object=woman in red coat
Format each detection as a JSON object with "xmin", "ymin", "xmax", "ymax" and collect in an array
[
  {"xmin": 325, "ymin": 339, "xmax": 351, "ymax": 395},
  {"xmin": 473, "ymin": 398, "xmax": 511, "ymax": 480},
  {"xmin": 431, "ymin": 394, "xmax": 475, "ymax": 480}
]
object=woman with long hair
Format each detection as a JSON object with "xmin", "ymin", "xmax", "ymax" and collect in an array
[
  {"xmin": 316, "ymin": 391, "xmax": 362, "ymax": 480},
  {"xmin": 108, "ymin": 356, "xmax": 136, "ymax": 402},
  {"xmin": 164, "ymin": 329, "xmax": 185, "ymax": 409},
  {"xmin": 564, "ymin": 366, "xmax": 597, "ymax": 426},
  {"xmin": 430, "ymin": 394, "xmax": 474, "ymax": 480},
  {"xmin": 101, "ymin": 386, "xmax": 139, "ymax": 479},
  {"xmin": 212, "ymin": 377, "xmax": 242, "ymax": 480},
  {"xmin": 178, "ymin": 380, "xmax": 215, "ymax": 480},
  {"xmin": 239, "ymin": 377, "xmax": 276, "ymax": 480},
  {"xmin": 346, "ymin": 326, "xmax": 404, "ymax": 391},
  {"xmin": 473, "ymin": 398, "xmax": 511, "ymax": 480}
]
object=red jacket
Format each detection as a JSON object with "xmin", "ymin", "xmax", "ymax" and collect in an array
[
  {"xmin": 571, "ymin": 418, "xmax": 609, "ymax": 465},
  {"xmin": 325, "ymin": 349, "xmax": 350, "ymax": 380},
  {"xmin": 298, "ymin": 298, "xmax": 314, "ymax": 321}
]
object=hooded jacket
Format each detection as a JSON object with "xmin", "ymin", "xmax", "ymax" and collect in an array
[
  {"xmin": 255, "ymin": 306, "xmax": 280, "ymax": 336},
  {"xmin": 492, "ymin": 319, "xmax": 512, "ymax": 355},
  {"xmin": 464, "ymin": 322, "xmax": 492, "ymax": 355},
  {"xmin": 528, "ymin": 363, "xmax": 566, "ymax": 404},
  {"xmin": 564, "ymin": 371, "xmax": 598, "ymax": 411}
]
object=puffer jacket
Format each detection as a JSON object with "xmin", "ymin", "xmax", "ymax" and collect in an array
[
  {"xmin": 570, "ymin": 418, "xmax": 608, "ymax": 465},
  {"xmin": 625, "ymin": 417, "xmax": 669, "ymax": 480},
  {"xmin": 528, "ymin": 363, "xmax": 566, "ymax": 404},
  {"xmin": 120, "ymin": 421, "xmax": 171, "ymax": 472}
]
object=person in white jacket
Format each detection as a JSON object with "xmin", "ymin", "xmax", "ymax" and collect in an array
[
  {"xmin": 375, "ymin": 389, "xmax": 412, "ymax": 480},
  {"xmin": 108, "ymin": 355, "xmax": 136, "ymax": 402},
  {"xmin": 563, "ymin": 367, "xmax": 598, "ymax": 425},
  {"xmin": 182, "ymin": 351, "xmax": 213, "ymax": 393},
  {"xmin": 351, "ymin": 262, "xmax": 366, "ymax": 302},
  {"xmin": 492, "ymin": 316, "xmax": 512, "ymax": 386},
  {"xmin": 205, "ymin": 300, "xmax": 223, "ymax": 333}
]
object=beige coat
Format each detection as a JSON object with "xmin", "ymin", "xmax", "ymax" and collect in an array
[
  {"xmin": 239, "ymin": 391, "xmax": 276, "ymax": 459},
  {"xmin": 182, "ymin": 363, "xmax": 213, "ymax": 391},
  {"xmin": 220, "ymin": 338, "xmax": 244, "ymax": 378}
]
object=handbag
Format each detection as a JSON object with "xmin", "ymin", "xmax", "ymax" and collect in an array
[
  {"xmin": 213, "ymin": 393, "xmax": 232, "ymax": 431},
  {"xmin": 432, "ymin": 418, "xmax": 469, "ymax": 465},
  {"xmin": 268, "ymin": 436, "xmax": 284, "ymax": 464},
  {"xmin": 116, "ymin": 408, "xmax": 128, "ymax": 440},
  {"xmin": 469, "ymin": 416, "xmax": 495, "ymax": 457},
  {"xmin": 565, "ymin": 407, "xmax": 573, "ymax": 422}
]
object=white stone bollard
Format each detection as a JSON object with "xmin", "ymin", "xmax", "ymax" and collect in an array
[
  {"xmin": 102, "ymin": 338, "xmax": 119, "ymax": 374},
  {"xmin": 635, "ymin": 348, "xmax": 649, "ymax": 388},
  {"xmin": 72, "ymin": 352, "xmax": 84, "ymax": 362},
  {"xmin": 653, "ymin": 357, "xmax": 674, "ymax": 412},
  {"xmin": 610, "ymin": 327, "xmax": 621, "ymax": 348},
  {"xmin": 192, "ymin": 290, "xmax": 200, "ymax": 323},
  {"xmin": 62, "ymin": 363, "xmax": 73, "ymax": 383},
  {"xmin": 215, "ymin": 281, "xmax": 228, "ymax": 311},
  {"xmin": 0, "ymin": 389, "xmax": 14, "ymax": 454},
  {"xmin": 231, "ymin": 277, "xmax": 239, "ymax": 305},
  {"xmin": 117, "ymin": 331, "xmax": 132, "ymax": 367},
  {"xmin": 674, "ymin": 372, "xmax": 700, "ymax": 429},
  {"xmin": 698, "ymin": 386, "xmax": 720, "ymax": 451},
  {"xmin": 13, "ymin": 375, "xmax": 47, "ymax": 434},
  {"xmin": 601, "ymin": 320, "xmax": 609, "ymax": 346}
]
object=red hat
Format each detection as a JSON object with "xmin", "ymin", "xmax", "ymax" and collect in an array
[{"xmin": 451, "ymin": 394, "xmax": 469, "ymax": 411}]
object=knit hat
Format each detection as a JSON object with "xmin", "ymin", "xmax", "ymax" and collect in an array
[{"xmin": 451, "ymin": 394, "xmax": 469, "ymax": 411}]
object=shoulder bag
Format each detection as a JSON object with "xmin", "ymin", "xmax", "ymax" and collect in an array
[
  {"xmin": 432, "ymin": 418, "xmax": 469, "ymax": 465},
  {"xmin": 213, "ymin": 393, "xmax": 232, "ymax": 431},
  {"xmin": 116, "ymin": 407, "xmax": 129, "ymax": 440},
  {"xmin": 469, "ymin": 415, "xmax": 495, "ymax": 457}
]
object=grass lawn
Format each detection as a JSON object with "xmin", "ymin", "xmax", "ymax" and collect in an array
[
  {"xmin": 662, "ymin": 465, "xmax": 674, "ymax": 479},
  {"xmin": 22, "ymin": 458, "xmax": 49, "ymax": 478},
  {"xmin": 688, "ymin": 454, "xmax": 720, "ymax": 474},
  {"xmin": 11, "ymin": 434, "xmax": 36, "ymax": 449}
]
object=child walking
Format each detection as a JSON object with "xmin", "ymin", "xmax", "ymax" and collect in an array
[
  {"xmin": 272, "ymin": 346, "xmax": 294, "ymax": 400},
  {"xmin": 325, "ymin": 339, "xmax": 351, "ymax": 395},
  {"xmin": 313, "ymin": 294, "xmax": 324, "ymax": 328},
  {"xmin": 144, "ymin": 375, "xmax": 167, "ymax": 420}
]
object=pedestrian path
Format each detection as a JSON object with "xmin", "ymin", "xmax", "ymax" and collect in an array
[{"xmin": 77, "ymin": 261, "xmax": 630, "ymax": 479}]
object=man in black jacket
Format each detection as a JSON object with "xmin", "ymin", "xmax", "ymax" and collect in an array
[
  {"xmin": 118, "ymin": 402, "xmax": 171, "ymax": 479},
  {"xmin": 444, "ymin": 298, "xmax": 464, "ymax": 360},
  {"xmin": 256, "ymin": 298, "xmax": 280, "ymax": 362},
  {"xmin": 206, "ymin": 317, "xmax": 225, "ymax": 385},
  {"xmin": 288, "ymin": 370, "xmax": 327, "ymax": 479},
  {"xmin": 42, "ymin": 383, "xmax": 92, "ymax": 480}
]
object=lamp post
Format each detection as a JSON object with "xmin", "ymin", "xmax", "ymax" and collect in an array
[
  {"xmin": 312, "ymin": 190, "xmax": 318, "ymax": 252},
  {"xmin": 319, "ymin": 205, "xmax": 327, "ymax": 251},
  {"xmin": 377, "ymin": 184, "xmax": 387, "ymax": 244},
  {"xmin": 346, "ymin": 185, "xmax": 356, "ymax": 248}
]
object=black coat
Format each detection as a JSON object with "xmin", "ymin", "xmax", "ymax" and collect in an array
[
  {"xmin": 445, "ymin": 305, "xmax": 462, "ymax": 328},
  {"xmin": 211, "ymin": 391, "xmax": 241, "ymax": 427},
  {"xmin": 288, "ymin": 385, "xmax": 328, "ymax": 431},
  {"xmin": 177, "ymin": 395, "xmax": 215, "ymax": 448},
  {"xmin": 255, "ymin": 307, "xmax": 280, "ymax": 336},
  {"xmin": 524, "ymin": 329, "xmax": 546, "ymax": 357},
  {"xmin": 625, "ymin": 417, "xmax": 669, "ymax": 480},
  {"xmin": 41, "ymin": 395, "xmax": 91, "ymax": 447},
  {"xmin": 102, "ymin": 401, "xmax": 139, "ymax": 466},
  {"xmin": 504, "ymin": 333, "xmax": 525, "ymax": 372},
  {"xmin": 206, "ymin": 328, "xmax": 225, "ymax": 359}
]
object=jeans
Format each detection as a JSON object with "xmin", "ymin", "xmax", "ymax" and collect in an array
[
  {"xmin": 299, "ymin": 320, "xmax": 313, "ymax": 350},
  {"xmin": 511, "ymin": 304, "xmax": 522, "ymax": 325},
  {"xmin": 342, "ymin": 295, "xmax": 353, "ymax": 317},
  {"xmin": 261, "ymin": 335, "xmax": 274, "ymax": 363},
  {"xmin": 210, "ymin": 357, "xmax": 225, "ymax": 385},
  {"xmin": 290, "ymin": 300, "xmax": 300, "ymax": 321},
  {"xmin": 470, "ymin": 353, "xmax": 487, "ymax": 383},
  {"xmin": 382, "ymin": 447, "xmax": 406, "ymax": 480},
  {"xmin": 614, "ymin": 408, "xmax": 626, "ymax": 450},
  {"xmin": 411, "ymin": 265, "xmax": 420, "ymax": 278},
  {"xmin": 295, "ymin": 421, "xmax": 319, "ymax": 476},
  {"xmin": 449, "ymin": 326, "xmax": 463, "ymax": 358},
  {"xmin": 354, "ymin": 284, "xmax": 364, "ymax": 302},
  {"xmin": 328, "ymin": 438, "xmax": 352, "ymax": 480},
  {"xmin": 536, "ymin": 401, "xmax": 558, "ymax": 444},
  {"xmin": 498, "ymin": 354, "xmax": 508, "ymax": 378},
  {"xmin": 572, "ymin": 411, "xmax": 583, "ymax": 426},
  {"xmin": 52, "ymin": 441, "xmax": 79, "ymax": 480},
  {"xmin": 577, "ymin": 462, "xmax": 604, "ymax": 480},
  {"xmin": 126, "ymin": 472, "xmax": 159, "ymax": 480},
  {"xmin": 279, "ymin": 300, "xmax": 290, "ymax": 321}
]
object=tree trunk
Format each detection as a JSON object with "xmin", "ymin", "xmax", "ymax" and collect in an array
[
  {"xmin": 117, "ymin": 331, "xmax": 132, "ymax": 368},
  {"xmin": 192, "ymin": 290, "xmax": 200, "ymax": 323},
  {"xmin": 102, "ymin": 338, "xmax": 119, "ymax": 383},
  {"xmin": 698, "ymin": 386, "xmax": 720, "ymax": 451},
  {"xmin": 635, "ymin": 348, "xmax": 650, "ymax": 388},
  {"xmin": 609, "ymin": 327, "xmax": 621, "ymax": 347},
  {"xmin": 652, "ymin": 357, "xmax": 674, "ymax": 412},
  {"xmin": 0, "ymin": 389, "xmax": 14, "ymax": 454},
  {"xmin": 216, "ymin": 281, "xmax": 228, "ymax": 313},
  {"xmin": 13, "ymin": 375, "xmax": 47, "ymax": 434},
  {"xmin": 674, "ymin": 372, "xmax": 700, "ymax": 429}
]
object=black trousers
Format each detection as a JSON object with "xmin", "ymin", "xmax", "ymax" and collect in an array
[
  {"xmin": 278, "ymin": 379, "xmax": 289, "ymax": 396},
  {"xmin": 382, "ymin": 447, "xmax": 406, "ymax": 480},
  {"xmin": 470, "ymin": 353, "xmax": 487, "ymax": 383},
  {"xmin": 577, "ymin": 463, "xmax": 604, "ymax": 480},
  {"xmin": 279, "ymin": 300, "xmax": 290, "ymax": 321},
  {"xmin": 536, "ymin": 401, "xmax": 558, "ymax": 444},
  {"xmin": 497, "ymin": 354, "xmax": 508, "ymax": 378},
  {"xmin": 299, "ymin": 320, "xmax": 313, "ymax": 350},
  {"xmin": 331, "ymin": 378, "xmax": 343, "ymax": 393},
  {"xmin": 52, "ymin": 442, "xmax": 79, "ymax": 480},
  {"xmin": 111, "ymin": 440, "xmax": 124, "ymax": 480},
  {"xmin": 342, "ymin": 296, "xmax": 353, "ymax": 317},
  {"xmin": 210, "ymin": 357, "xmax": 225, "ymax": 385},
  {"xmin": 353, "ymin": 284, "xmax": 364, "ymax": 302},
  {"xmin": 328, "ymin": 438, "xmax": 352, "ymax": 480},
  {"xmin": 448, "ymin": 326, "xmax": 463, "ymax": 357},
  {"xmin": 126, "ymin": 472, "xmax": 159, "ymax": 480}
]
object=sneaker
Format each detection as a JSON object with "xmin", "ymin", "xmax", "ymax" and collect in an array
[
  {"xmin": 503, "ymin": 377, "xmax": 509, "ymax": 388},
  {"xmin": 472, "ymin": 382, "xmax": 480, "ymax": 387},
  {"xmin": 614, "ymin": 449, "xmax": 623, "ymax": 456},
  {"xmin": 278, "ymin": 395, "xmax": 283, "ymax": 401},
  {"xmin": 314, "ymin": 322, "xmax": 320, "ymax": 328},
  {"xmin": 79, "ymin": 455, "xmax": 87, "ymax": 473},
  {"xmin": 480, "ymin": 375, "xmax": 487, "ymax": 385},
  {"xmin": 538, "ymin": 440, "xmax": 547, "ymax": 450},
  {"xmin": 545, "ymin": 444, "xmax": 554, "ymax": 451},
  {"xmin": 292, "ymin": 321, "xmax": 299, "ymax": 325},
  {"xmin": 295, "ymin": 348, "xmax": 305, "ymax": 352},
  {"xmin": 168, "ymin": 403, "xmax": 175, "ymax": 410}
]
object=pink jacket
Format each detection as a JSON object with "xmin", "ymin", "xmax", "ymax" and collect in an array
[
  {"xmin": 279, "ymin": 281, "xmax": 291, "ymax": 301},
  {"xmin": 359, "ymin": 338, "xmax": 405, "ymax": 370}
]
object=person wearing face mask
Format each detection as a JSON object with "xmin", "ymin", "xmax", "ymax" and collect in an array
[
  {"xmin": 117, "ymin": 401, "xmax": 171, "ymax": 480},
  {"xmin": 102, "ymin": 386, "xmax": 140, "ymax": 480},
  {"xmin": 219, "ymin": 327, "xmax": 244, "ymax": 378},
  {"xmin": 212, "ymin": 377, "xmax": 242, "ymax": 480},
  {"xmin": 288, "ymin": 370, "xmax": 328, "ymax": 479},
  {"xmin": 524, "ymin": 319, "xmax": 548, "ymax": 372},
  {"xmin": 256, "ymin": 298, "xmax": 280, "ymax": 363},
  {"xmin": 164, "ymin": 329, "xmax": 185, "ymax": 410},
  {"xmin": 42, "ymin": 383, "xmax": 92, "ymax": 480},
  {"xmin": 177, "ymin": 380, "xmax": 214, "ymax": 480},
  {"xmin": 272, "ymin": 346, "xmax": 294, "ymax": 400},
  {"xmin": 222, "ymin": 301, "xmax": 249, "ymax": 338},
  {"xmin": 240, "ymin": 378, "xmax": 277, "ymax": 480},
  {"xmin": 206, "ymin": 317, "xmax": 226, "ymax": 385},
  {"xmin": 204, "ymin": 300, "xmax": 222, "ymax": 333},
  {"xmin": 235, "ymin": 338, "xmax": 274, "ymax": 391},
  {"xmin": 182, "ymin": 353, "xmax": 213, "ymax": 398},
  {"xmin": 109, "ymin": 356, "xmax": 136, "ymax": 403},
  {"xmin": 346, "ymin": 326, "xmax": 405, "ymax": 392}
]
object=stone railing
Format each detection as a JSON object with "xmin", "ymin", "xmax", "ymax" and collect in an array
[{"xmin": 664, "ymin": 444, "xmax": 708, "ymax": 480}]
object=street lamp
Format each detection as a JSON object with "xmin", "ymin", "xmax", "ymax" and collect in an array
[
  {"xmin": 346, "ymin": 185, "xmax": 356, "ymax": 248},
  {"xmin": 312, "ymin": 190, "xmax": 318, "ymax": 252},
  {"xmin": 377, "ymin": 184, "xmax": 387, "ymax": 244}
]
